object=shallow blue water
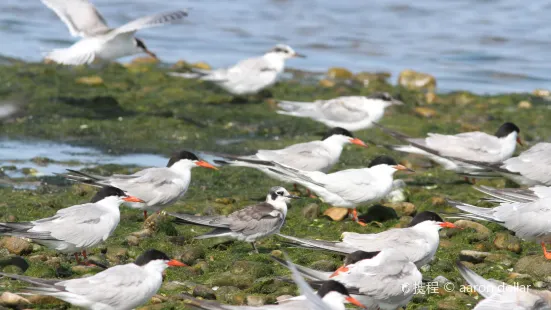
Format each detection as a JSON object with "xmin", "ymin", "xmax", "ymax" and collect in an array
[{"xmin": 1, "ymin": 0, "xmax": 551, "ymax": 94}]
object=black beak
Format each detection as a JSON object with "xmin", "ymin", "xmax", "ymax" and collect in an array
[
  {"xmin": 293, "ymin": 53, "xmax": 306, "ymax": 58},
  {"xmin": 286, "ymin": 195, "xmax": 301, "ymax": 199}
]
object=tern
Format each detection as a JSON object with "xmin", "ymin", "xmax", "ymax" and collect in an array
[
  {"xmin": 260, "ymin": 155, "xmax": 412, "ymax": 225},
  {"xmin": 213, "ymin": 127, "xmax": 367, "ymax": 188},
  {"xmin": 278, "ymin": 211, "xmax": 458, "ymax": 267},
  {"xmin": 60, "ymin": 150, "xmax": 217, "ymax": 220},
  {"xmin": 448, "ymin": 196, "xmax": 551, "ymax": 259},
  {"xmin": 456, "ymin": 142, "xmax": 551, "ymax": 186},
  {"xmin": 167, "ymin": 186, "xmax": 299, "ymax": 253},
  {"xmin": 0, "ymin": 249, "xmax": 186, "ymax": 310},
  {"xmin": 0, "ymin": 186, "xmax": 142, "ymax": 264},
  {"xmin": 273, "ymin": 249, "xmax": 422, "ymax": 310},
  {"xmin": 375, "ymin": 122, "xmax": 522, "ymax": 175},
  {"xmin": 41, "ymin": 0, "xmax": 187, "ymax": 65},
  {"xmin": 457, "ymin": 261, "xmax": 551, "ymax": 309},
  {"xmin": 277, "ymin": 92, "xmax": 403, "ymax": 132},
  {"xmin": 168, "ymin": 44, "xmax": 305, "ymax": 95},
  {"xmin": 181, "ymin": 252, "xmax": 366, "ymax": 310}
]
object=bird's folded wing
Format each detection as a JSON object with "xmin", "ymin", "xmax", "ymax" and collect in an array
[
  {"xmin": 256, "ymin": 142, "xmax": 332, "ymax": 171},
  {"xmin": 227, "ymin": 203, "xmax": 283, "ymax": 235},
  {"xmin": 318, "ymin": 97, "xmax": 371, "ymax": 122},
  {"xmin": 41, "ymin": 0, "xmax": 110, "ymax": 37}
]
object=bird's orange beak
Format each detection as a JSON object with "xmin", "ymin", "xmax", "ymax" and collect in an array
[
  {"xmin": 439, "ymin": 222, "xmax": 460, "ymax": 229},
  {"xmin": 349, "ymin": 138, "xmax": 368, "ymax": 148},
  {"xmin": 167, "ymin": 259, "xmax": 187, "ymax": 267},
  {"xmin": 329, "ymin": 266, "xmax": 349, "ymax": 278},
  {"xmin": 516, "ymin": 137, "xmax": 523, "ymax": 146},
  {"xmin": 195, "ymin": 160, "xmax": 218, "ymax": 170},
  {"xmin": 393, "ymin": 164, "xmax": 414, "ymax": 172},
  {"xmin": 346, "ymin": 296, "xmax": 367, "ymax": 308},
  {"xmin": 123, "ymin": 196, "xmax": 145, "ymax": 203}
]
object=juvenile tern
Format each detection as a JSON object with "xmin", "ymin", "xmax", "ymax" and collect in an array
[
  {"xmin": 168, "ymin": 44, "xmax": 305, "ymax": 95},
  {"xmin": 61, "ymin": 150, "xmax": 217, "ymax": 220},
  {"xmin": 262, "ymin": 155, "xmax": 411, "ymax": 225},
  {"xmin": 0, "ymin": 186, "xmax": 142, "ymax": 264},
  {"xmin": 376, "ymin": 122, "xmax": 522, "ymax": 174},
  {"xmin": 277, "ymin": 92, "xmax": 403, "ymax": 132},
  {"xmin": 167, "ymin": 186, "xmax": 299, "ymax": 253},
  {"xmin": 278, "ymin": 211, "xmax": 458, "ymax": 267},
  {"xmin": 457, "ymin": 261, "xmax": 551, "ymax": 309},
  {"xmin": 458, "ymin": 142, "xmax": 551, "ymax": 186},
  {"xmin": 41, "ymin": 0, "xmax": 187, "ymax": 65},
  {"xmin": 273, "ymin": 249, "xmax": 422, "ymax": 310},
  {"xmin": 448, "ymin": 196, "xmax": 551, "ymax": 259},
  {"xmin": 213, "ymin": 127, "xmax": 367, "ymax": 185},
  {"xmin": 0, "ymin": 249, "xmax": 186, "ymax": 310}
]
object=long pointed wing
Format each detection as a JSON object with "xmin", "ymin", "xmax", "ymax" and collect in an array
[{"xmin": 41, "ymin": 0, "xmax": 110, "ymax": 37}]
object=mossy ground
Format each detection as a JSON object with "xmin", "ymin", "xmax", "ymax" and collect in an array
[{"xmin": 1, "ymin": 59, "xmax": 551, "ymax": 309}]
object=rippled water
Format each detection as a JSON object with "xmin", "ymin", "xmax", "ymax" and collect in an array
[{"xmin": 1, "ymin": 0, "xmax": 551, "ymax": 93}]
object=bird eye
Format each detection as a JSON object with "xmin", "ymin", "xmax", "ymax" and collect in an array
[{"xmin": 276, "ymin": 191, "xmax": 284, "ymax": 195}]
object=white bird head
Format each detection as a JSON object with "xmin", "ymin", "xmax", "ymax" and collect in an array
[
  {"xmin": 134, "ymin": 249, "xmax": 187, "ymax": 273},
  {"xmin": 323, "ymin": 127, "xmax": 368, "ymax": 148},
  {"xmin": 266, "ymin": 44, "xmax": 305, "ymax": 59},
  {"xmin": 134, "ymin": 38, "xmax": 158, "ymax": 60},
  {"xmin": 90, "ymin": 186, "xmax": 145, "ymax": 205},
  {"xmin": 494, "ymin": 122, "xmax": 522, "ymax": 145},
  {"xmin": 317, "ymin": 280, "xmax": 366, "ymax": 309},
  {"xmin": 166, "ymin": 150, "xmax": 218, "ymax": 172},
  {"xmin": 366, "ymin": 92, "xmax": 403, "ymax": 106},
  {"xmin": 266, "ymin": 186, "xmax": 300, "ymax": 204}
]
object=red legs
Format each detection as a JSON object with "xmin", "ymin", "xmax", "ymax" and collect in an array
[
  {"xmin": 347, "ymin": 209, "xmax": 367, "ymax": 226},
  {"xmin": 293, "ymin": 183, "xmax": 299, "ymax": 192},
  {"xmin": 82, "ymin": 250, "xmax": 88, "ymax": 260},
  {"xmin": 74, "ymin": 253, "xmax": 82, "ymax": 264},
  {"xmin": 143, "ymin": 211, "xmax": 148, "ymax": 220},
  {"xmin": 463, "ymin": 177, "xmax": 477, "ymax": 184},
  {"xmin": 541, "ymin": 242, "xmax": 551, "ymax": 259}
]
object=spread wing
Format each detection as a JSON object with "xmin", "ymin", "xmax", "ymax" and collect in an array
[
  {"xmin": 494, "ymin": 199, "xmax": 551, "ymax": 240},
  {"xmin": 41, "ymin": 0, "xmax": 110, "ymax": 37},
  {"xmin": 105, "ymin": 10, "xmax": 188, "ymax": 41},
  {"xmin": 255, "ymin": 141, "xmax": 333, "ymax": 171}
]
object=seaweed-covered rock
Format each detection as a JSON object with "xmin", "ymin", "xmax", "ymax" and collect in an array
[
  {"xmin": 0, "ymin": 237, "xmax": 32, "ymax": 255},
  {"xmin": 515, "ymin": 255, "xmax": 551, "ymax": 277},
  {"xmin": 493, "ymin": 232, "xmax": 521, "ymax": 253}
]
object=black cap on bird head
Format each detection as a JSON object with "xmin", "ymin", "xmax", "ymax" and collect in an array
[
  {"xmin": 407, "ymin": 211, "xmax": 444, "ymax": 227},
  {"xmin": 494, "ymin": 122, "xmax": 520, "ymax": 138},
  {"xmin": 344, "ymin": 250, "xmax": 381, "ymax": 266},
  {"xmin": 317, "ymin": 280, "xmax": 350, "ymax": 298},
  {"xmin": 90, "ymin": 186, "xmax": 127, "ymax": 203},
  {"xmin": 322, "ymin": 127, "xmax": 354, "ymax": 140},
  {"xmin": 134, "ymin": 249, "xmax": 171, "ymax": 266},
  {"xmin": 166, "ymin": 150, "xmax": 200, "ymax": 167},
  {"xmin": 368, "ymin": 155, "xmax": 398, "ymax": 167},
  {"xmin": 367, "ymin": 92, "xmax": 393, "ymax": 101}
]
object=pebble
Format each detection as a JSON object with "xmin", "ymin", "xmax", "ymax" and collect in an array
[
  {"xmin": 384, "ymin": 202, "xmax": 416, "ymax": 216},
  {"xmin": 431, "ymin": 196, "xmax": 446, "ymax": 206},
  {"xmin": 179, "ymin": 246, "xmax": 205, "ymax": 265},
  {"xmin": 0, "ymin": 237, "xmax": 33, "ymax": 255},
  {"xmin": 192, "ymin": 62, "xmax": 211, "ymax": 70},
  {"xmin": 533, "ymin": 89, "xmax": 551, "ymax": 97},
  {"xmin": 319, "ymin": 79, "xmax": 336, "ymax": 88},
  {"xmin": 75, "ymin": 76, "xmax": 104, "ymax": 86},
  {"xmin": 533, "ymin": 281, "xmax": 546, "ymax": 288},
  {"xmin": 131, "ymin": 229, "xmax": 154, "ymax": 239},
  {"xmin": 414, "ymin": 107, "xmax": 437, "ymax": 118},
  {"xmin": 397, "ymin": 69, "xmax": 437, "ymax": 92},
  {"xmin": 106, "ymin": 247, "xmax": 128, "ymax": 263},
  {"xmin": 247, "ymin": 295, "xmax": 267, "ymax": 307},
  {"xmin": 193, "ymin": 285, "xmax": 216, "ymax": 300},
  {"xmin": 126, "ymin": 235, "xmax": 140, "ymax": 246},
  {"xmin": 493, "ymin": 232, "xmax": 522, "ymax": 253},
  {"xmin": 323, "ymin": 207, "xmax": 348, "ymax": 221},
  {"xmin": 517, "ymin": 100, "xmax": 532, "ymax": 109},
  {"xmin": 327, "ymin": 67, "xmax": 353, "ymax": 79},
  {"xmin": 453, "ymin": 220, "xmax": 491, "ymax": 241},
  {"xmin": 301, "ymin": 203, "xmax": 320, "ymax": 219},
  {"xmin": 0, "ymin": 292, "xmax": 30, "ymax": 307},
  {"xmin": 459, "ymin": 250, "xmax": 491, "ymax": 263},
  {"xmin": 515, "ymin": 255, "xmax": 551, "ymax": 277},
  {"xmin": 425, "ymin": 92, "xmax": 438, "ymax": 104}
]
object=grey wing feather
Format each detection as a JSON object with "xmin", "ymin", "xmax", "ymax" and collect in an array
[
  {"xmin": 316, "ymin": 97, "xmax": 372, "ymax": 122},
  {"xmin": 109, "ymin": 10, "xmax": 188, "ymax": 38},
  {"xmin": 41, "ymin": 0, "xmax": 110, "ymax": 37},
  {"xmin": 271, "ymin": 255, "xmax": 331, "ymax": 280},
  {"xmin": 283, "ymin": 253, "xmax": 331, "ymax": 310},
  {"xmin": 226, "ymin": 203, "xmax": 283, "ymax": 235},
  {"xmin": 276, "ymin": 234, "xmax": 356, "ymax": 254}
]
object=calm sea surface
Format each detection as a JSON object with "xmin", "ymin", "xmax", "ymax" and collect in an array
[{"xmin": 1, "ymin": 0, "xmax": 551, "ymax": 93}]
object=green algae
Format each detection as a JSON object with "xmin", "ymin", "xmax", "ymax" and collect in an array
[{"xmin": 1, "ymin": 60, "xmax": 551, "ymax": 309}]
